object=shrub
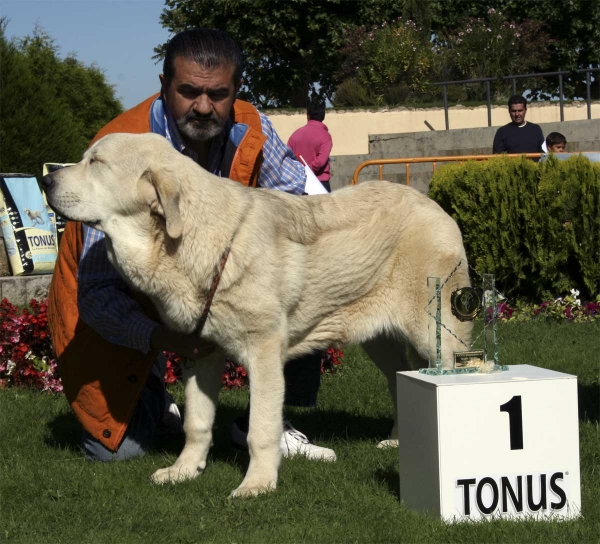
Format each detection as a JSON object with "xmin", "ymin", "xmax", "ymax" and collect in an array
[
  {"xmin": 335, "ymin": 19, "xmax": 434, "ymax": 107},
  {"xmin": 538, "ymin": 156, "xmax": 600, "ymax": 296},
  {"xmin": 332, "ymin": 78, "xmax": 376, "ymax": 108},
  {"xmin": 429, "ymin": 155, "xmax": 600, "ymax": 301},
  {"xmin": 434, "ymin": 9, "xmax": 552, "ymax": 101},
  {"xmin": 356, "ymin": 20, "xmax": 433, "ymax": 105}
]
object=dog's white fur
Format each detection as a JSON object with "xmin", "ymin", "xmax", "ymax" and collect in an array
[{"xmin": 44, "ymin": 132, "xmax": 472, "ymax": 497}]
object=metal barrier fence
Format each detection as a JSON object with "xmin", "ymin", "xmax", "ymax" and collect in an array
[
  {"xmin": 351, "ymin": 153, "xmax": 545, "ymax": 186},
  {"xmin": 433, "ymin": 68, "xmax": 600, "ymax": 130}
]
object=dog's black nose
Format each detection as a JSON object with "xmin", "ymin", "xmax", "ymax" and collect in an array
[{"xmin": 41, "ymin": 175, "xmax": 54, "ymax": 190}]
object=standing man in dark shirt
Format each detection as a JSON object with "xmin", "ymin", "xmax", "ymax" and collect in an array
[{"xmin": 493, "ymin": 95, "xmax": 544, "ymax": 154}]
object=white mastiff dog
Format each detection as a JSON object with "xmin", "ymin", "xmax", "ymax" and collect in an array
[{"xmin": 43, "ymin": 133, "xmax": 472, "ymax": 497}]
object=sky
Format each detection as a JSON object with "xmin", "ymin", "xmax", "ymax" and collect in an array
[{"xmin": 1, "ymin": 0, "xmax": 171, "ymax": 109}]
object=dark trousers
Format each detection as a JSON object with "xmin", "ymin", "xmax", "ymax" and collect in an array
[
  {"xmin": 235, "ymin": 351, "xmax": 323, "ymax": 432},
  {"xmin": 283, "ymin": 351, "xmax": 323, "ymax": 407}
]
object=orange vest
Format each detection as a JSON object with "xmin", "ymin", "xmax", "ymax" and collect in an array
[{"xmin": 47, "ymin": 95, "xmax": 266, "ymax": 451}]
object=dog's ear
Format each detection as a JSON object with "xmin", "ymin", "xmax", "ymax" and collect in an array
[{"xmin": 147, "ymin": 167, "xmax": 183, "ymax": 239}]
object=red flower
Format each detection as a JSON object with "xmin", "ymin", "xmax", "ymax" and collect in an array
[
  {"xmin": 321, "ymin": 348, "xmax": 345, "ymax": 374},
  {"xmin": 0, "ymin": 298, "xmax": 61, "ymax": 392},
  {"xmin": 162, "ymin": 352, "xmax": 183, "ymax": 384},
  {"xmin": 0, "ymin": 298, "xmax": 346, "ymax": 394}
]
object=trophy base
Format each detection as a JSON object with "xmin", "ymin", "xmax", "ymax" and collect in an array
[{"xmin": 419, "ymin": 364, "xmax": 509, "ymax": 376}]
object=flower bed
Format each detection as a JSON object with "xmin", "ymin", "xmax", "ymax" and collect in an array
[
  {"xmin": 0, "ymin": 298, "xmax": 346, "ymax": 392},
  {"xmin": 3, "ymin": 293, "xmax": 597, "ymax": 393},
  {"xmin": 497, "ymin": 289, "xmax": 600, "ymax": 322},
  {"xmin": 0, "ymin": 298, "xmax": 61, "ymax": 392}
]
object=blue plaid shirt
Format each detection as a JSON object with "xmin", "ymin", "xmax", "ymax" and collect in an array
[{"xmin": 78, "ymin": 98, "xmax": 306, "ymax": 353}]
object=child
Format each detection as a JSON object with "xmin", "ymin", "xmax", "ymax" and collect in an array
[{"xmin": 545, "ymin": 132, "xmax": 567, "ymax": 153}]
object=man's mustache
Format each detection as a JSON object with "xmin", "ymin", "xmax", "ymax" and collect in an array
[
  {"xmin": 175, "ymin": 109, "xmax": 225, "ymax": 141},
  {"xmin": 182, "ymin": 111, "xmax": 219, "ymax": 124}
]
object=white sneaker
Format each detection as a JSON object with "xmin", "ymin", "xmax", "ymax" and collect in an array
[
  {"xmin": 376, "ymin": 438, "xmax": 399, "ymax": 449},
  {"xmin": 281, "ymin": 421, "xmax": 337, "ymax": 462},
  {"xmin": 231, "ymin": 420, "xmax": 337, "ymax": 462}
]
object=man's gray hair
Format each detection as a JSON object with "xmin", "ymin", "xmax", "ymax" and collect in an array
[{"xmin": 163, "ymin": 28, "xmax": 243, "ymax": 85}]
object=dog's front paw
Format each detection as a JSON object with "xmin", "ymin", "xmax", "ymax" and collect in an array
[
  {"xmin": 151, "ymin": 463, "xmax": 204, "ymax": 484},
  {"xmin": 230, "ymin": 480, "xmax": 276, "ymax": 498}
]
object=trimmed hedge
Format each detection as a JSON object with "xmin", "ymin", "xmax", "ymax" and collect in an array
[{"xmin": 428, "ymin": 155, "xmax": 600, "ymax": 301}]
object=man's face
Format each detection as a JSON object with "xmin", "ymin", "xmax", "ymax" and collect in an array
[
  {"xmin": 508, "ymin": 103, "xmax": 527, "ymax": 125},
  {"xmin": 160, "ymin": 56, "xmax": 241, "ymax": 142},
  {"xmin": 549, "ymin": 142, "xmax": 566, "ymax": 153}
]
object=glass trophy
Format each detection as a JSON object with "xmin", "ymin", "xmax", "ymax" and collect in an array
[{"xmin": 420, "ymin": 266, "xmax": 509, "ymax": 375}]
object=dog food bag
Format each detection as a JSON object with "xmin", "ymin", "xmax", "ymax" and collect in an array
[
  {"xmin": 43, "ymin": 163, "xmax": 74, "ymax": 247},
  {"xmin": 0, "ymin": 174, "xmax": 58, "ymax": 275}
]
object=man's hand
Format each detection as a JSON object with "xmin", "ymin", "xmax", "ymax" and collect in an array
[{"xmin": 151, "ymin": 325, "xmax": 216, "ymax": 359}]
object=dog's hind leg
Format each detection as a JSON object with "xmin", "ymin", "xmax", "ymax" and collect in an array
[
  {"xmin": 231, "ymin": 335, "xmax": 285, "ymax": 498},
  {"xmin": 362, "ymin": 333, "xmax": 426, "ymax": 449},
  {"xmin": 151, "ymin": 349, "xmax": 223, "ymax": 484}
]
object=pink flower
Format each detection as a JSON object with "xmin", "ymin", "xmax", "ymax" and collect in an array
[{"xmin": 583, "ymin": 302, "xmax": 599, "ymax": 315}]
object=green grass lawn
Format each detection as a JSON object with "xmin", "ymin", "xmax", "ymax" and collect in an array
[{"xmin": 1, "ymin": 321, "xmax": 599, "ymax": 543}]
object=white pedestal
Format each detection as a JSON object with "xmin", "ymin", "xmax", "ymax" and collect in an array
[{"xmin": 397, "ymin": 364, "xmax": 581, "ymax": 522}]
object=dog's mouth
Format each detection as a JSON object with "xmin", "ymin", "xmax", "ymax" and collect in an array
[
  {"xmin": 48, "ymin": 205, "xmax": 100, "ymax": 227},
  {"xmin": 44, "ymin": 194, "xmax": 102, "ymax": 228}
]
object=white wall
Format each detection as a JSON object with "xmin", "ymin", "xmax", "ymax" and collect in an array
[{"xmin": 266, "ymin": 101, "xmax": 600, "ymax": 156}]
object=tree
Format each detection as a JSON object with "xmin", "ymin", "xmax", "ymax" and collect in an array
[
  {"xmin": 155, "ymin": 0, "xmax": 598, "ymax": 108},
  {"xmin": 400, "ymin": 0, "xmax": 433, "ymax": 37},
  {"xmin": 435, "ymin": 10, "xmax": 553, "ymax": 101},
  {"xmin": 429, "ymin": 0, "xmax": 600, "ymax": 98},
  {"xmin": 334, "ymin": 19, "xmax": 435, "ymax": 107},
  {"xmin": 155, "ymin": 0, "xmax": 402, "ymax": 108},
  {"xmin": 16, "ymin": 26, "xmax": 123, "ymax": 148},
  {"xmin": 1, "ymin": 21, "xmax": 81, "ymax": 176},
  {"xmin": 0, "ymin": 20, "xmax": 123, "ymax": 177}
]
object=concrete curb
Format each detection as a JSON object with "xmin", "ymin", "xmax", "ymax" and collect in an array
[{"xmin": 0, "ymin": 274, "xmax": 52, "ymax": 306}]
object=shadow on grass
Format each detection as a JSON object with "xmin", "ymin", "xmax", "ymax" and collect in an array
[
  {"xmin": 44, "ymin": 380, "xmax": 596, "ymax": 466},
  {"xmin": 280, "ymin": 408, "xmax": 394, "ymax": 444},
  {"xmin": 578, "ymin": 383, "xmax": 600, "ymax": 423},
  {"xmin": 374, "ymin": 466, "xmax": 401, "ymax": 500},
  {"xmin": 44, "ymin": 399, "xmax": 394, "ymax": 466},
  {"xmin": 44, "ymin": 403, "xmax": 251, "ymax": 469},
  {"xmin": 45, "ymin": 411, "xmax": 83, "ymax": 453},
  {"xmin": 153, "ymin": 404, "xmax": 251, "ymax": 472}
]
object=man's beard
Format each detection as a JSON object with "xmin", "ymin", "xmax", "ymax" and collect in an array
[{"xmin": 176, "ymin": 111, "xmax": 226, "ymax": 142}]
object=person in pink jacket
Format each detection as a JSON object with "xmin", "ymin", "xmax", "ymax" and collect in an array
[{"xmin": 288, "ymin": 101, "xmax": 333, "ymax": 192}]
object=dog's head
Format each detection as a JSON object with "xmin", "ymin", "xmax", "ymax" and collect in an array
[{"xmin": 41, "ymin": 133, "xmax": 184, "ymax": 240}]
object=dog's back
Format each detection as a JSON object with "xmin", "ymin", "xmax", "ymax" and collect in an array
[{"xmin": 260, "ymin": 181, "xmax": 471, "ymax": 367}]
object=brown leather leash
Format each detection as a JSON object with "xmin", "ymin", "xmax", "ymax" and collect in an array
[{"xmin": 193, "ymin": 244, "xmax": 231, "ymax": 336}]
